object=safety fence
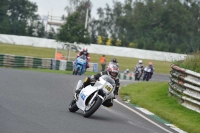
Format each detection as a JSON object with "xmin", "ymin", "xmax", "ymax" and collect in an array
[
  {"xmin": 118, "ymin": 72, "xmax": 134, "ymax": 80},
  {"xmin": 0, "ymin": 54, "xmax": 52, "ymax": 69},
  {"xmin": 0, "ymin": 54, "xmax": 98, "ymax": 72},
  {"xmin": 169, "ymin": 64, "xmax": 200, "ymax": 113}
]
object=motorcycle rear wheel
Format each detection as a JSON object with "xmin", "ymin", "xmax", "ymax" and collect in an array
[
  {"xmin": 83, "ymin": 96, "xmax": 102, "ymax": 118},
  {"xmin": 69, "ymin": 99, "xmax": 79, "ymax": 112}
]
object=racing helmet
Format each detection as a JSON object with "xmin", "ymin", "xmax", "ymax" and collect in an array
[
  {"xmin": 126, "ymin": 69, "xmax": 129, "ymax": 73},
  {"xmin": 139, "ymin": 60, "xmax": 143, "ymax": 64},
  {"xmin": 107, "ymin": 64, "xmax": 119, "ymax": 79},
  {"xmin": 82, "ymin": 47, "xmax": 88, "ymax": 54},
  {"xmin": 149, "ymin": 62, "xmax": 153, "ymax": 66},
  {"xmin": 112, "ymin": 58, "xmax": 117, "ymax": 63}
]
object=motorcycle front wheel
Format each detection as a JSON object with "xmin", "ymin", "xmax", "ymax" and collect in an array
[
  {"xmin": 143, "ymin": 74, "xmax": 146, "ymax": 81},
  {"xmin": 69, "ymin": 99, "xmax": 79, "ymax": 112},
  {"xmin": 75, "ymin": 68, "xmax": 80, "ymax": 75},
  {"xmin": 135, "ymin": 73, "xmax": 138, "ymax": 80},
  {"xmin": 146, "ymin": 73, "xmax": 149, "ymax": 81},
  {"xmin": 72, "ymin": 69, "xmax": 75, "ymax": 75},
  {"xmin": 83, "ymin": 96, "xmax": 102, "ymax": 118}
]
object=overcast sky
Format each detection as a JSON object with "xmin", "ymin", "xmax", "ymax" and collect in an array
[{"xmin": 29, "ymin": 0, "xmax": 124, "ymax": 19}]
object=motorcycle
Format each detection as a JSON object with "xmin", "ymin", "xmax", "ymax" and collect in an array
[
  {"xmin": 69, "ymin": 75, "xmax": 116, "ymax": 118},
  {"xmin": 134, "ymin": 67, "xmax": 143, "ymax": 81},
  {"xmin": 143, "ymin": 67, "xmax": 152, "ymax": 81},
  {"xmin": 73, "ymin": 55, "xmax": 87, "ymax": 75}
]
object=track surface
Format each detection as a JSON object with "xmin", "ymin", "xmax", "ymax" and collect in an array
[{"xmin": 0, "ymin": 68, "xmax": 179, "ymax": 133}]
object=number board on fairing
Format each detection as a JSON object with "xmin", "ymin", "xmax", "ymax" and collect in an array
[{"xmin": 105, "ymin": 85, "xmax": 112, "ymax": 92}]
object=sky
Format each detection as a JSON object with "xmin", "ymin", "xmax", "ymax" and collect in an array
[{"xmin": 29, "ymin": 0, "xmax": 124, "ymax": 19}]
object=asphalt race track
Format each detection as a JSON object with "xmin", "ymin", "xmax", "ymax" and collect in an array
[{"xmin": 0, "ymin": 68, "xmax": 179, "ymax": 133}]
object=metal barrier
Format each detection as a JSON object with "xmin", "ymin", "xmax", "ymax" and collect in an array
[
  {"xmin": 88, "ymin": 62, "xmax": 98, "ymax": 72},
  {"xmin": 169, "ymin": 64, "xmax": 200, "ymax": 113},
  {"xmin": 0, "ymin": 54, "xmax": 51, "ymax": 69},
  {"xmin": 118, "ymin": 72, "xmax": 134, "ymax": 80},
  {"xmin": 0, "ymin": 54, "xmax": 98, "ymax": 72}
]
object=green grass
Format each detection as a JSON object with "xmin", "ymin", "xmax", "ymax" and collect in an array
[
  {"xmin": 120, "ymin": 82, "xmax": 200, "ymax": 133},
  {"xmin": 0, "ymin": 43, "xmax": 171, "ymax": 74},
  {"xmin": 173, "ymin": 51, "xmax": 200, "ymax": 73}
]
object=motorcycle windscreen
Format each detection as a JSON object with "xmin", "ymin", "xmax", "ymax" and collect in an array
[{"xmin": 98, "ymin": 75, "xmax": 115, "ymax": 95}]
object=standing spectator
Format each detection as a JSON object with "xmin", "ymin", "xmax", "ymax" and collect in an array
[{"xmin": 100, "ymin": 55, "xmax": 106, "ymax": 71}]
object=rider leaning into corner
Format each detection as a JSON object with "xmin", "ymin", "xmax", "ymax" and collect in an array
[
  {"xmin": 75, "ymin": 47, "xmax": 90, "ymax": 70},
  {"xmin": 134, "ymin": 60, "xmax": 144, "ymax": 75},
  {"xmin": 75, "ymin": 63, "xmax": 120, "ymax": 107},
  {"xmin": 144, "ymin": 62, "xmax": 154, "ymax": 78}
]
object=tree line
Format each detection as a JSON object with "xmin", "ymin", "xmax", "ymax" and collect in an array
[
  {"xmin": 90, "ymin": 0, "xmax": 200, "ymax": 53},
  {"xmin": 0, "ymin": 0, "xmax": 56, "ymax": 39},
  {"xmin": 1, "ymin": 0, "xmax": 200, "ymax": 53}
]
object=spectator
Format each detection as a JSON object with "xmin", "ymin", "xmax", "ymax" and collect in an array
[{"xmin": 100, "ymin": 55, "xmax": 106, "ymax": 71}]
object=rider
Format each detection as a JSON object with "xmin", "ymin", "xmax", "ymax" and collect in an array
[
  {"xmin": 75, "ymin": 47, "xmax": 90, "ymax": 69},
  {"xmin": 134, "ymin": 60, "xmax": 144, "ymax": 77},
  {"xmin": 75, "ymin": 64, "xmax": 120, "ymax": 107},
  {"xmin": 124, "ymin": 69, "xmax": 130, "ymax": 74},
  {"xmin": 108, "ymin": 58, "xmax": 119, "ymax": 67},
  {"xmin": 144, "ymin": 62, "xmax": 154, "ymax": 78}
]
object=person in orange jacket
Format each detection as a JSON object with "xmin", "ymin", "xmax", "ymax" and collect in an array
[{"xmin": 100, "ymin": 55, "xmax": 106, "ymax": 71}]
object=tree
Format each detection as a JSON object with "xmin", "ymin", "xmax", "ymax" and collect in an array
[
  {"xmin": 97, "ymin": 36, "xmax": 103, "ymax": 44},
  {"xmin": 37, "ymin": 21, "xmax": 45, "ymax": 38},
  {"xmin": 56, "ymin": 12, "xmax": 90, "ymax": 44},
  {"xmin": 0, "ymin": 0, "xmax": 39, "ymax": 36},
  {"xmin": 0, "ymin": 0, "xmax": 10, "ymax": 33}
]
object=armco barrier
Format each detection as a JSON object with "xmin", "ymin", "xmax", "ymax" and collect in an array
[
  {"xmin": 25, "ymin": 56, "xmax": 33, "ymax": 68},
  {"xmin": 59, "ymin": 60, "xmax": 67, "ymax": 70},
  {"xmin": 88, "ymin": 62, "xmax": 98, "ymax": 72},
  {"xmin": 0, "ymin": 54, "xmax": 51, "ymax": 69},
  {"xmin": 0, "ymin": 54, "xmax": 4, "ymax": 66},
  {"xmin": 66, "ymin": 61, "xmax": 73, "ymax": 70},
  {"xmin": 169, "ymin": 64, "xmax": 200, "ymax": 113},
  {"xmin": 0, "ymin": 54, "xmax": 98, "ymax": 72},
  {"xmin": 51, "ymin": 59, "xmax": 56, "ymax": 70},
  {"xmin": 118, "ymin": 72, "xmax": 134, "ymax": 80}
]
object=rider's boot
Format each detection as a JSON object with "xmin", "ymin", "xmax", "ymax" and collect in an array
[{"xmin": 74, "ymin": 85, "xmax": 84, "ymax": 100}]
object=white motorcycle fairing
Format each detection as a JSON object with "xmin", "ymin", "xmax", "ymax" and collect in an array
[
  {"xmin": 144, "ymin": 67, "xmax": 151, "ymax": 72},
  {"xmin": 76, "ymin": 85, "xmax": 99, "ymax": 111},
  {"xmin": 76, "ymin": 76, "xmax": 115, "ymax": 111}
]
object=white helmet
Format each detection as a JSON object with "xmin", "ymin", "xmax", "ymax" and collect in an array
[
  {"xmin": 139, "ymin": 60, "xmax": 143, "ymax": 64},
  {"xmin": 107, "ymin": 64, "xmax": 119, "ymax": 79}
]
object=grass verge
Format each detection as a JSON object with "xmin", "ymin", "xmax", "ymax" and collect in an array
[
  {"xmin": 119, "ymin": 82, "xmax": 200, "ymax": 133},
  {"xmin": 173, "ymin": 51, "xmax": 200, "ymax": 73},
  {"xmin": 0, "ymin": 43, "xmax": 172, "ymax": 74}
]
